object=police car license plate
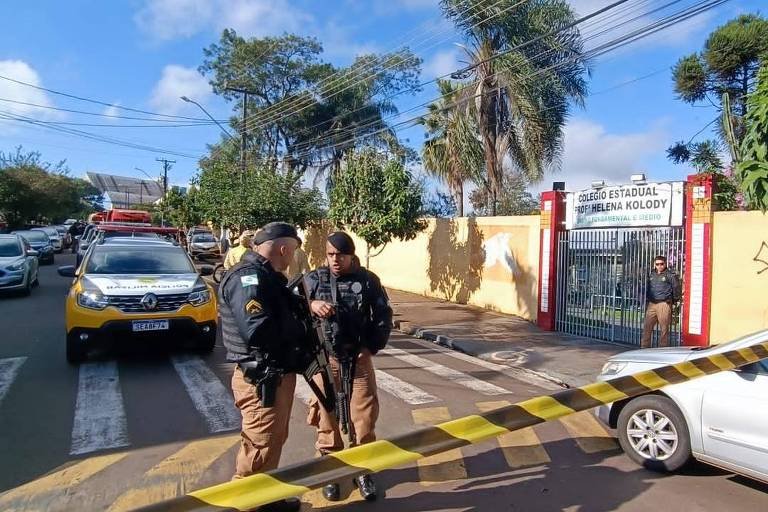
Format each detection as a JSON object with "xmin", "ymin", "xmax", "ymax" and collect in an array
[{"xmin": 132, "ymin": 320, "xmax": 169, "ymax": 332}]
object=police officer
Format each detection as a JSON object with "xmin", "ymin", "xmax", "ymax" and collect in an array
[
  {"xmin": 641, "ymin": 255, "xmax": 681, "ymax": 348},
  {"xmin": 218, "ymin": 222, "xmax": 303, "ymax": 512},
  {"xmin": 305, "ymin": 231, "xmax": 392, "ymax": 502}
]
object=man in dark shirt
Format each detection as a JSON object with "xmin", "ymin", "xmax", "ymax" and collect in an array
[{"xmin": 641, "ymin": 255, "xmax": 681, "ymax": 348}]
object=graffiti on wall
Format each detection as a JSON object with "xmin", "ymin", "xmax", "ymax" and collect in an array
[{"xmin": 753, "ymin": 241, "xmax": 768, "ymax": 275}]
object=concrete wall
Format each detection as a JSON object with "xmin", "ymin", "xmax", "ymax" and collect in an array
[
  {"xmin": 306, "ymin": 216, "xmax": 541, "ymax": 320},
  {"xmin": 710, "ymin": 211, "xmax": 768, "ymax": 344}
]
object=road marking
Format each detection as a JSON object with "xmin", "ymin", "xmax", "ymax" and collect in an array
[
  {"xmin": 382, "ymin": 347, "xmax": 510, "ymax": 396},
  {"xmin": 171, "ymin": 355, "xmax": 240, "ymax": 433},
  {"xmin": 412, "ymin": 407, "xmax": 467, "ymax": 485},
  {"xmin": 71, "ymin": 362, "xmax": 129, "ymax": 455},
  {"xmin": 107, "ymin": 435, "xmax": 239, "ymax": 511},
  {"xmin": 294, "ymin": 377, "xmax": 314, "ymax": 405},
  {"xmin": 0, "ymin": 452, "xmax": 127, "ymax": 510},
  {"xmin": 0, "ymin": 356, "xmax": 26, "ymax": 407},
  {"xmin": 476, "ymin": 401, "xmax": 550, "ymax": 468},
  {"xmin": 559, "ymin": 410, "xmax": 618, "ymax": 454},
  {"xmin": 375, "ymin": 369, "xmax": 440, "ymax": 405}
]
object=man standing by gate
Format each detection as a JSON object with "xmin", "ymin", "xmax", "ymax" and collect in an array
[{"xmin": 641, "ymin": 255, "xmax": 681, "ymax": 347}]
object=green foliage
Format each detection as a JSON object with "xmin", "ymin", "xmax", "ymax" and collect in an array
[
  {"xmin": 163, "ymin": 186, "xmax": 203, "ymax": 229},
  {"xmin": 422, "ymin": 191, "xmax": 458, "ymax": 218},
  {"xmin": 736, "ymin": 63, "xmax": 768, "ymax": 211},
  {"xmin": 440, "ymin": 0, "xmax": 588, "ymax": 214},
  {"xmin": 194, "ymin": 162, "xmax": 324, "ymax": 231},
  {"xmin": 468, "ymin": 171, "xmax": 540, "ymax": 216},
  {"xmin": 672, "ymin": 14, "xmax": 768, "ymax": 147},
  {"xmin": 329, "ymin": 149, "xmax": 426, "ymax": 249},
  {"xmin": 0, "ymin": 147, "xmax": 102, "ymax": 228},
  {"xmin": 666, "ymin": 139, "xmax": 724, "ymax": 172}
]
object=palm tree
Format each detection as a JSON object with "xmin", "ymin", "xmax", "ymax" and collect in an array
[
  {"xmin": 442, "ymin": 0, "xmax": 589, "ymax": 214},
  {"xmin": 421, "ymin": 79, "xmax": 484, "ymax": 217}
]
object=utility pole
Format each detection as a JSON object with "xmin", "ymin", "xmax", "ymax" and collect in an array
[
  {"xmin": 224, "ymin": 86, "xmax": 257, "ymax": 172},
  {"xmin": 156, "ymin": 158, "xmax": 175, "ymax": 227}
]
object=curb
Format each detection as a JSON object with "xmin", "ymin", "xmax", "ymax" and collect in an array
[{"xmin": 394, "ymin": 320, "xmax": 571, "ymax": 390}]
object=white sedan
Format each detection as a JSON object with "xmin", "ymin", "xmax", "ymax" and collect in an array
[{"xmin": 595, "ymin": 329, "xmax": 768, "ymax": 484}]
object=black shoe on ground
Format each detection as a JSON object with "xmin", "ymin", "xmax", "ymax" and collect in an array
[
  {"xmin": 323, "ymin": 483, "xmax": 341, "ymax": 502},
  {"xmin": 354, "ymin": 474, "xmax": 377, "ymax": 501},
  {"xmin": 256, "ymin": 497, "xmax": 301, "ymax": 512}
]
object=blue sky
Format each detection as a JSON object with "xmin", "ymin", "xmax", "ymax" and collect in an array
[{"xmin": 0, "ymin": 0, "xmax": 764, "ymax": 199}]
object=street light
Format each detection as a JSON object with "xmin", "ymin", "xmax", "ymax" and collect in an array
[{"xmin": 180, "ymin": 96, "xmax": 235, "ymax": 141}]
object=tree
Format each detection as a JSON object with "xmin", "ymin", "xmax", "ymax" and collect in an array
[
  {"xmin": 421, "ymin": 79, "xmax": 484, "ymax": 216},
  {"xmin": 736, "ymin": 63, "xmax": 768, "ymax": 211},
  {"xmin": 163, "ymin": 186, "xmax": 203, "ymax": 230},
  {"xmin": 670, "ymin": 14, "xmax": 768, "ymax": 158},
  {"xmin": 0, "ymin": 147, "xmax": 102, "ymax": 228},
  {"xmin": 194, "ymin": 160, "xmax": 324, "ymax": 232},
  {"xmin": 440, "ymin": 0, "xmax": 588, "ymax": 214},
  {"xmin": 422, "ymin": 191, "xmax": 458, "ymax": 218},
  {"xmin": 329, "ymin": 149, "xmax": 426, "ymax": 263},
  {"xmin": 469, "ymin": 170, "xmax": 539, "ymax": 216}
]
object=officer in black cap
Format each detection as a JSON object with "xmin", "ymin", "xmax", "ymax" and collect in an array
[
  {"xmin": 218, "ymin": 221, "xmax": 304, "ymax": 512},
  {"xmin": 305, "ymin": 231, "xmax": 393, "ymax": 502}
]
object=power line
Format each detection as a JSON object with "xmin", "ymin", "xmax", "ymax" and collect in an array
[{"xmin": 0, "ymin": 73, "xmax": 222, "ymax": 123}]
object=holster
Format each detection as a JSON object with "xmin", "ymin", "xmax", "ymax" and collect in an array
[{"xmin": 238, "ymin": 360, "xmax": 282, "ymax": 407}]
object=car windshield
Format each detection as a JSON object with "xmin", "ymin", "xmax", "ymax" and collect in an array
[
  {"xmin": 192, "ymin": 234, "xmax": 216, "ymax": 243},
  {"xmin": 54, "ymin": 226, "xmax": 68, "ymax": 234},
  {"xmin": 85, "ymin": 246, "xmax": 195, "ymax": 274},
  {"xmin": 0, "ymin": 238, "xmax": 22, "ymax": 257},
  {"xmin": 14, "ymin": 231, "xmax": 48, "ymax": 243},
  {"xmin": 36, "ymin": 228, "xmax": 58, "ymax": 236},
  {"xmin": 102, "ymin": 231, "xmax": 160, "ymax": 239}
]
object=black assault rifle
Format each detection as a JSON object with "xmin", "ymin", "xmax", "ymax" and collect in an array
[{"xmin": 287, "ymin": 274, "xmax": 337, "ymax": 416}]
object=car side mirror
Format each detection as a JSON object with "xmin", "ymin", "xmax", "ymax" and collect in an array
[
  {"xmin": 57, "ymin": 265, "xmax": 76, "ymax": 277},
  {"xmin": 26, "ymin": 249, "xmax": 39, "ymax": 257},
  {"xmin": 198, "ymin": 265, "xmax": 214, "ymax": 276}
]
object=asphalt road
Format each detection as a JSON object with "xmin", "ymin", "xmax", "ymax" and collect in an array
[{"xmin": 0, "ymin": 253, "xmax": 766, "ymax": 511}]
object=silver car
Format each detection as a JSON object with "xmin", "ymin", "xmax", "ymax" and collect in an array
[
  {"xmin": 34, "ymin": 226, "xmax": 63, "ymax": 253},
  {"xmin": 596, "ymin": 330, "xmax": 768, "ymax": 484},
  {"xmin": 0, "ymin": 234, "xmax": 40, "ymax": 295}
]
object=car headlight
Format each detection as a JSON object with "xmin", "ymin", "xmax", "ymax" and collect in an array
[
  {"xmin": 77, "ymin": 280, "xmax": 109, "ymax": 310},
  {"xmin": 600, "ymin": 361, "xmax": 628, "ymax": 376},
  {"xmin": 188, "ymin": 280, "xmax": 211, "ymax": 306},
  {"xmin": 6, "ymin": 259, "xmax": 25, "ymax": 272}
]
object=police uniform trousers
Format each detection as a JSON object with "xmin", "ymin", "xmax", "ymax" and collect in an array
[
  {"xmin": 231, "ymin": 366, "xmax": 296, "ymax": 478},
  {"xmin": 307, "ymin": 349, "xmax": 379, "ymax": 453},
  {"xmin": 641, "ymin": 302, "xmax": 672, "ymax": 348}
]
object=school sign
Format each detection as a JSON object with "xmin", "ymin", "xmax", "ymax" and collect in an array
[{"xmin": 565, "ymin": 182, "xmax": 685, "ymax": 229}]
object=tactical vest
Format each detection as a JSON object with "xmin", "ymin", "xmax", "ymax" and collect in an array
[
  {"xmin": 218, "ymin": 264, "xmax": 257, "ymax": 362},
  {"xmin": 315, "ymin": 267, "xmax": 371, "ymax": 350}
]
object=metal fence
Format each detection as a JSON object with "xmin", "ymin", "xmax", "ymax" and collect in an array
[{"xmin": 555, "ymin": 227, "xmax": 685, "ymax": 346}]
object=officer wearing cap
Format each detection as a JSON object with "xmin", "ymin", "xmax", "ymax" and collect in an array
[
  {"xmin": 218, "ymin": 222, "xmax": 303, "ymax": 512},
  {"xmin": 304, "ymin": 231, "xmax": 393, "ymax": 502}
]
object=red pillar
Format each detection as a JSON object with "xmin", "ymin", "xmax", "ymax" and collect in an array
[
  {"xmin": 537, "ymin": 191, "xmax": 566, "ymax": 330},
  {"xmin": 682, "ymin": 174, "xmax": 714, "ymax": 346}
]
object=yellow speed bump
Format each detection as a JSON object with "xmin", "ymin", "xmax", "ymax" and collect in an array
[{"xmin": 133, "ymin": 340, "xmax": 768, "ymax": 512}]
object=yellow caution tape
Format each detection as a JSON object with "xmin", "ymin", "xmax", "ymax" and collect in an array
[{"xmin": 133, "ymin": 340, "xmax": 768, "ymax": 512}]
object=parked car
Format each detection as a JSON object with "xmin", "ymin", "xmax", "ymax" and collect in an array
[
  {"xmin": 0, "ymin": 234, "xmax": 39, "ymax": 295},
  {"xmin": 188, "ymin": 233, "xmax": 221, "ymax": 260},
  {"xmin": 58, "ymin": 238, "xmax": 217, "ymax": 363},
  {"xmin": 53, "ymin": 225, "xmax": 72, "ymax": 248},
  {"xmin": 33, "ymin": 226, "xmax": 63, "ymax": 253},
  {"xmin": 11, "ymin": 230, "xmax": 55, "ymax": 264},
  {"xmin": 595, "ymin": 330, "xmax": 768, "ymax": 484}
]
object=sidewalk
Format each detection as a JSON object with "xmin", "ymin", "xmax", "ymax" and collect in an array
[{"xmin": 388, "ymin": 289, "xmax": 629, "ymax": 388}]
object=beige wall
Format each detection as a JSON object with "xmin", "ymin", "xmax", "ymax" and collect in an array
[
  {"xmin": 710, "ymin": 211, "xmax": 768, "ymax": 344},
  {"xmin": 307, "ymin": 216, "xmax": 541, "ymax": 320}
]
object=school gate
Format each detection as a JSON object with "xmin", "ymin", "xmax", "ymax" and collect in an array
[{"xmin": 537, "ymin": 176, "xmax": 716, "ymax": 347}]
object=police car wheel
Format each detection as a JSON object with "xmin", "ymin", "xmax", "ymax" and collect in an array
[
  {"xmin": 617, "ymin": 395, "xmax": 691, "ymax": 473},
  {"xmin": 66, "ymin": 332, "xmax": 87, "ymax": 364}
]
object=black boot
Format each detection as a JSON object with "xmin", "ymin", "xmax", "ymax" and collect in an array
[
  {"xmin": 256, "ymin": 497, "xmax": 301, "ymax": 512},
  {"xmin": 322, "ymin": 483, "xmax": 341, "ymax": 502},
  {"xmin": 354, "ymin": 474, "xmax": 377, "ymax": 501}
]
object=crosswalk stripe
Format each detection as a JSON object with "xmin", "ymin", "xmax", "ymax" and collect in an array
[
  {"xmin": 107, "ymin": 435, "xmax": 240, "ymax": 512},
  {"xmin": 0, "ymin": 452, "xmax": 127, "ymax": 510},
  {"xmin": 476, "ymin": 401, "xmax": 550, "ymax": 468},
  {"xmin": 382, "ymin": 347, "xmax": 510, "ymax": 396},
  {"xmin": 71, "ymin": 362, "xmax": 130, "ymax": 455},
  {"xmin": 412, "ymin": 407, "xmax": 467, "ymax": 485},
  {"xmin": 375, "ymin": 369, "xmax": 440, "ymax": 405},
  {"xmin": 0, "ymin": 356, "xmax": 26, "ymax": 407},
  {"xmin": 559, "ymin": 410, "xmax": 618, "ymax": 454},
  {"xmin": 170, "ymin": 355, "xmax": 239, "ymax": 433}
]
